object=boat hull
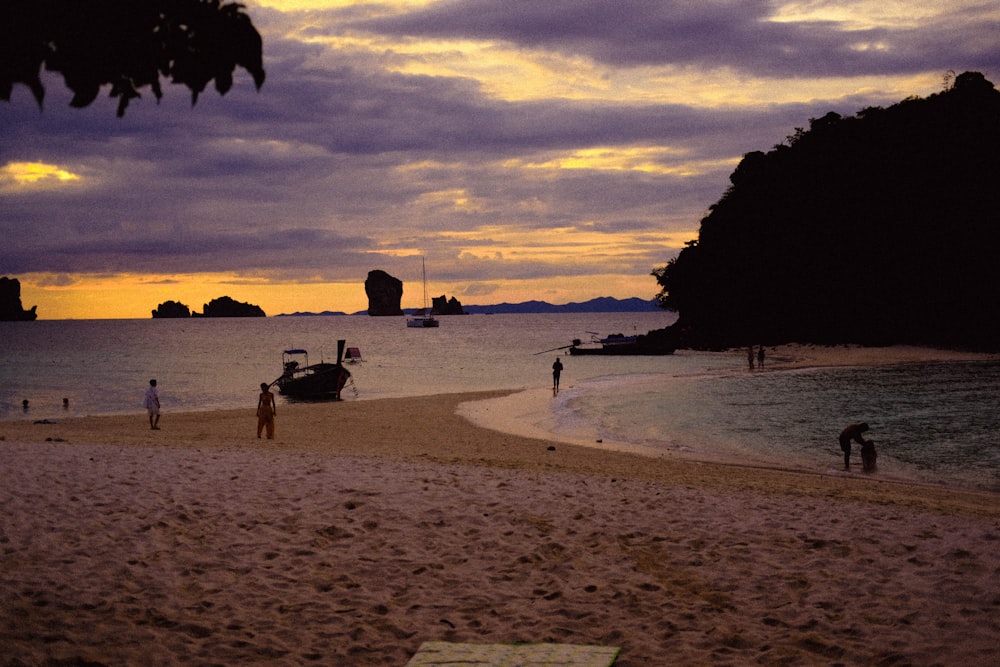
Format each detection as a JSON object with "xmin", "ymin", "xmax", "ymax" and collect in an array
[
  {"xmin": 567, "ymin": 330, "xmax": 675, "ymax": 356},
  {"xmin": 406, "ymin": 316, "xmax": 439, "ymax": 328},
  {"xmin": 275, "ymin": 363, "xmax": 351, "ymax": 398},
  {"xmin": 568, "ymin": 344, "xmax": 674, "ymax": 356}
]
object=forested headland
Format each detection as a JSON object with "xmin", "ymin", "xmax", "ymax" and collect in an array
[{"xmin": 654, "ymin": 71, "xmax": 999, "ymax": 351}]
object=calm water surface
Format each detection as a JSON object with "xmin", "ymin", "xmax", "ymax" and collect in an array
[
  {"xmin": 2, "ymin": 313, "xmax": 997, "ymax": 491},
  {"xmin": 555, "ymin": 359, "xmax": 1000, "ymax": 491},
  {"xmin": 0, "ymin": 313, "xmax": 676, "ymax": 416}
]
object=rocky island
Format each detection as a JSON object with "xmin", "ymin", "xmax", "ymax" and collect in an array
[
  {"xmin": 151, "ymin": 300, "xmax": 192, "ymax": 318},
  {"xmin": 152, "ymin": 297, "xmax": 265, "ymax": 318},
  {"xmin": 431, "ymin": 294, "xmax": 465, "ymax": 315},
  {"xmin": 0, "ymin": 277, "xmax": 38, "ymax": 321},
  {"xmin": 196, "ymin": 297, "xmax": 265, "ymax": 318},
  {"xmin": 365, "ymin": 270, "xmax": 404, "ymax": 316},
  {"xmin": 364, "ymin": 269, "xmax": 467, "ymax": 316}
]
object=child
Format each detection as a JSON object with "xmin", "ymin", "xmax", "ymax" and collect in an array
[{"xmin": 861, "ymin": 439, "xmax": 877, "ymax": 472}]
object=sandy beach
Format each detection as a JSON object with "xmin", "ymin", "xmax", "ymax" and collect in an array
[{"xmin": 2, "ymin": 345, "xmax": 998, "ymax": 665}]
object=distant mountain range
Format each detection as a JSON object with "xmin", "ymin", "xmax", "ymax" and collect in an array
[
  {"xmin": 277, "ymin": 296, "xmax": 661, "ymax": 317},
  {"xmin": 460, "ymin": 296, "xmax": 659, "ymax": 314}
]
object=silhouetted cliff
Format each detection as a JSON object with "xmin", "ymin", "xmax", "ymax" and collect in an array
[
  {"xmin": 654, "ymin": 72, "xmax": 1000, "ymax": 350},
  {"xmin": 365, "ymin": 270, "xmax": 403, "ymax": 316},
  {"xmin": 0, "ymin": 277, "xmax": 37, "ymax": 321},
  {"xmin": 431, "ymin": 295, "xmax": 465, "ymax": 315}
]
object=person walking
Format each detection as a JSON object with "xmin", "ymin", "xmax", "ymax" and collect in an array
[
  {"xmin": 552, "ymin": 357, "xmax": 564, "ymax": 395},
  {"xmin": 145, "ymin": 379, "xmax": 160, "ymax": 430},
  {"xmin": 257, "ymin": 382, "xmax": 276, "ymax": 439}
]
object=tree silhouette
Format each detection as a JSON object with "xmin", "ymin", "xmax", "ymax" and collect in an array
[
  {"xmin": 0, "ymin": 0, "xmax": 264, "ymax": 116},
  {"xmin": 653, "ymin": 72, "xmax": 1000, "ymax": 351}
]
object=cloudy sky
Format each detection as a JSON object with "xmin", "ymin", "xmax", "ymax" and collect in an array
[{"xmin": 2, "ymin": 0, "xmax": 998, "ymax": 319}]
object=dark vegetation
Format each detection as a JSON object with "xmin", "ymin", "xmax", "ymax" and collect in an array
[
  {"xmin": 653, "ymin": 72, "xmax": 1000, "ymax": 351},
  {"xmin": 0, "ymin": 0, "xmax": 264, "ymax": 116}
]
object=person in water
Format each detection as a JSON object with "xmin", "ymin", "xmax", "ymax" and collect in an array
[
  {"xmin": 839, "ymin": 422, "xmax": 871, "ymax": 470},
  {"xmin": 552, "ymin": 357, "xmax": 564, "ymax": 394},
  {"xmin": 257, "ymin": 382, "xmax": 276, "ymax": 439}
]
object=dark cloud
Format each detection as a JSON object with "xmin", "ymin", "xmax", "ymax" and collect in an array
[
  {"xmin": 354, "ymin": 1, "xmax": 1000, "ymax": 77},
  {"xmin": 2, "ymin": 1, "xmax": 997, "ymax": 311}
]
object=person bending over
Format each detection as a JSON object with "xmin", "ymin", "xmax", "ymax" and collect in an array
[{"xmin": 839, "ymin": 422, "xmax": 870, "ymax": 470}]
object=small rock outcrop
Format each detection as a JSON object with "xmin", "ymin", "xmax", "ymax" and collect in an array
[
  {"xmin": 431, "ymin": 295, "xmax": 465, "ymax": 315},
  {"xmin": 195, "ymin": 296, "xmax": 266, "ymax": 317},
  {"xmin": 151, "ymin": 300, "xmax": 192, "ymax": 318},
  {"xmin": 365, "ymin": 270, "xmax": 404, "ymax": 316},
  {"xmin": 0, "ymin": 277, "xmax": 38, "ymax": 321}
]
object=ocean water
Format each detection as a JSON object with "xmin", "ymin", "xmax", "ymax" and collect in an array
[
  {"xmin": 0, "ymin": 313, "xmax": 677, "ymax": 417},
  {"xmin": 553, "ymin": 359, "xmax": 1000, "ymax": 492},
  {"xmin": 2, "ymin": 313, "xmax": 998, "ymax": 492}
]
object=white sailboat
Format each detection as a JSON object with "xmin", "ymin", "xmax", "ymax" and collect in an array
[{"xmin": 406, "ymin": 257, "xmax": 440, "ymax": 328}]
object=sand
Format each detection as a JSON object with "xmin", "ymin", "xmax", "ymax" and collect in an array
[{"xmin": 1, "ymin": 345, "xmax": 998, "ymax": 666}]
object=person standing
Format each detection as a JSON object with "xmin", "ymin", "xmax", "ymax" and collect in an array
[
  {"xmin": 747, "ymin": 346, "xmax": 755, "ymax": 370},
  {"xmin": 839, "ymin": 422, "xmax": 870, "ymax": 470},
  {"xmin": 757, "ymin": 345, "xmax": 765, "ymax": 368},
  {"xmin": 145, "ymin": 379, "xmax": 160, "ymax": 430},
  {"xmin": 552, "ymin": 357, "xmax": 564, "ymax": 395},
  {"xmin": 257, "ymin": 382, "xmax": 276, "ymax": 439}
]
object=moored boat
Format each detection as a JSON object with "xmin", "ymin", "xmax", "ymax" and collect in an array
[
  {"xmin": 406, "ymin": 310, "xmax": 439, "ymax": 328},
  {"xmin": 568, "ymin": 331, "xmax": 675, "ymax": 356},
  {"xmin": 407, "ymin": 257, "xmax": 440, "ymax": 328},
  {"xmin": 272, "ymin": 340, "xmax": 352, "ymax": 399}
]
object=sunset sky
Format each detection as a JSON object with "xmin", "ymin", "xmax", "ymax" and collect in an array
[{"xmin": 2, "ymin": 1, "xmax": 998, "ymax": 319}]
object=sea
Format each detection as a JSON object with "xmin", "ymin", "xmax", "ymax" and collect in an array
[{"xmin": 2, "ymin": 312, "xmax": 998, "ymax": 492}]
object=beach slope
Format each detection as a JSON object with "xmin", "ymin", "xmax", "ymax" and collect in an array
[{"xmin": 1, "ymin": 387, "xmax": 998, "ymax": 665}]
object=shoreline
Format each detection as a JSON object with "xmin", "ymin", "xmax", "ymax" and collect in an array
[
  {"xmin": 5, "ymin": 343, "xmax": 999, "ymax": 499},
  {"xmin": 458, "ymin": 343, "xmax": 1000, "ymax": 488},
  {"xmin": 2, "ymin": 388, "xmax": 996, "ymax": 515}
]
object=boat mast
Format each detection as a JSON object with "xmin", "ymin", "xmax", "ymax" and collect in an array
[{"xmin": 421, "ymin": 256, "xmax": 429, "ymax": 312}]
